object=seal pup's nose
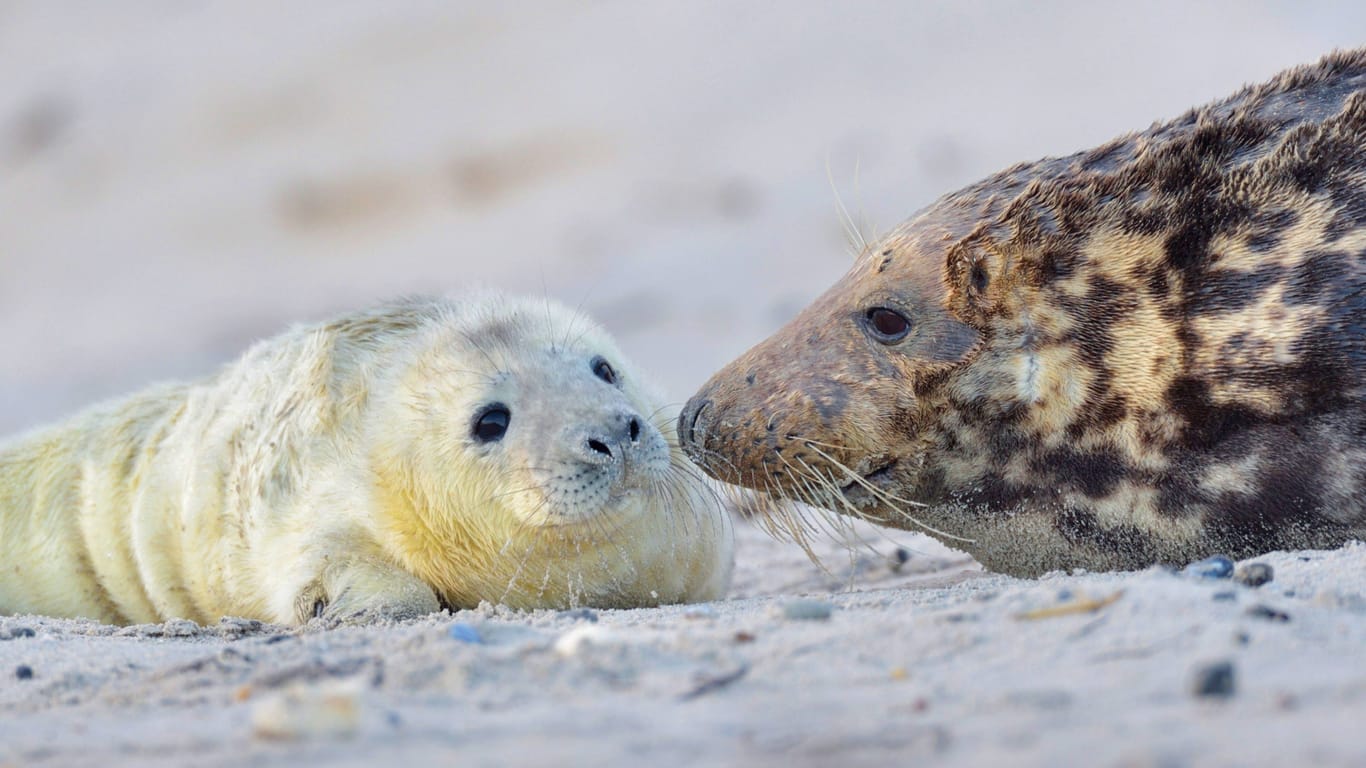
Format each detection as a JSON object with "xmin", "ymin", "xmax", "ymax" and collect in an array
[{"xmin": 578, "ymin": 412, "xmax": 644, "ymax": 464}]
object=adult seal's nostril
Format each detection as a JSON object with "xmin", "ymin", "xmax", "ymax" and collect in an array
[{"xmin": 678, "ymin": 397, "xmax": 711, "ymax": 455}]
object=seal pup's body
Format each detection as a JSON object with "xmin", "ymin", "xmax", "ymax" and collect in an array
[
  {"xmin": 681, "ymin": 50, "xmax": 1366, "ymax": 576},
  {"xmin": 1, "ymin": 294, "xmax": 732, "ymax": 625}
]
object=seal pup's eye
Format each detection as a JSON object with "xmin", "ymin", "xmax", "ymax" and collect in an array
[
  {"xmin": 864, "ymin": 307, "xmax": 911, "ymax": 343},
  {"xmin": 473, "ymin": 404, "xmax": 511, "ymax": 443},
  {"xmin": 591, "ymin": 356, "xmax": 618, "ymax": 385}
]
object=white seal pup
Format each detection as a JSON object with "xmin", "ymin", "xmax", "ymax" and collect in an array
[{"xmin": 0, "ymin": 293, "xmax": 733, "ymax": 625}]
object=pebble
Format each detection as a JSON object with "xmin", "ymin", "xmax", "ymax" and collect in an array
[
  {"xmin": 447, "ymin": 623, "xmax": 483, "ymax": 644},
  {"xmin": 890, "ymin": 547, "xmax": 912, "ymax": 572},
  {"xmin": 1211, "ymin": 591, "xmax": 1237, "ymax": 603},
  {"xmin": 554, "ymin": 625, "xmax": 623, "ymax": 656},
  {"xmin": 2, "ymin": 626, "xmax": 36, "ymax": 640},
  {"xmin": 15, "ymin": 664, "xmax": 33, "ymax": 680},
  {"xmin": 1190, "ymin": 660, "xmax": 1236, "ymax": 699},
  {"xmin": 163, "ymin": 619, "xmax": 200, "ymax": 637},
  {"xmin": 218, "ymin": 617, "xmax": 265, "ymax": 634},
  {"xmin": 682, "ymin": 605, "xmax": 718, "ymax": 620},
  {"xmin": 1233, "ymin": 562, "xmax": 1274, "ymax": 588},
  {"xmin": 556, "ymin": 608, "xmax": 599, "ymax": 623},
  {"xmin": 1183, "ymin": 555, "xmax": 1234, "ymax": 579},
  {"xmin": 1315, "ymin": 591, "xmax": 1366, "ymax": 612},
  {"xmin": 779, "ymin": 598, "xmax": 834, "ymax": 621},
  {"xmin": 251, "ymin": 681, "xmax": 363, "ymax": 740},
  {"xmin": 1245, "ymin": 604, "xmax": 1291, "ymax": 623}
]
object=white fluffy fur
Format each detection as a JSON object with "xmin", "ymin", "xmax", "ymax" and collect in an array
[{"xmin": 0, "ymin": 293, "xmax": 733, "ymax": 625}]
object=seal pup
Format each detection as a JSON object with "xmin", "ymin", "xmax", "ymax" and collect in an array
[
  {"xmin": 0, "ymin": 293, "xmax": 733, "ymax": 625},
  {"xmin": 680, "ymin": 49, "xmax": 1366, "ymax": 576}
]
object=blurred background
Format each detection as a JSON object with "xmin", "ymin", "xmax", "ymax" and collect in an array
[{"xmin": 2, "ymin": 1, "xmax": 1363, "ymax": 434}]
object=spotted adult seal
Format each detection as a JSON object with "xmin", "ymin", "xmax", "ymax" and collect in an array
[
  {"xmin": 0, "ymin": 294, "xmax": 733, "ymax": 625},
  {"xmin": 680, "ymin": 49, "xmax": 1366, "ymax": 576}
]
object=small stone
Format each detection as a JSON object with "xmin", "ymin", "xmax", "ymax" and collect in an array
[
  {"xmin": 1183, "ymin": 555, "xmax": 1234, "ymax": 579},
  {"xmin": 1212, "ymin": 591, "xmax": 1237, "ymax": 602},
  {"xmin": 251, "ymin": 681, "xmax": 363, "ymax": 740},
  {"xmin": 446, "ymin": 623, "xmax": 483, "ymax": 644},
  {"xmin": 1245, "ymin": 604, "xmax": 1290, "ymax": 623},
  {"xmin": 890, "ymin": 547, "xmax": 912, "ymax": 572},
  {"xmin": 780, "ymin": 598, "xmax": 834, "ymax": 621},
  {"xmin": 556, "ymin": 608, "xmax": 599, "ymax": 623},
  {"xmin": 218, "ymin": 647, "xmax": 247, "ymax": 664},
  {"xmin": 3, "ymin": 626, "xmax": 36, "ymax": 640},
  {"xmin": 682, "ymin": 605, "xmax": 718, "ymax": 620},
  {"xmin": 733, "ymin": 631, "xmax": 756, "ymax": 644},
  {"xmin": 1233, "ymin": 562, "xmax": 1274, "ymax": 588},
  {"xmin": 219, "ymin": 617, "xmax": 265, "ymax": 634},
  {"xmin": 1190, "ymin": 660, "xmax": 1236, "ymax": 699},
  {"xmin": 553, "ymin": 625, "xmax": 622, "ymax": 656},
  {"xmin": 15, "ymin": 664, "xmax": 33, "ymax": 680},
  {"xmin": 1314, "ymin": 591, "xmax": 1366, "ymax": 612},
  {"xmin": 163, "ymin": 619, "xmax": 200, "ymax": 637}
]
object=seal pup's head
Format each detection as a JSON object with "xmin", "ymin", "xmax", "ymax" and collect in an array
[{"xmin": 367, "ymin": 293, "xmax": 732, "ymax": 609}]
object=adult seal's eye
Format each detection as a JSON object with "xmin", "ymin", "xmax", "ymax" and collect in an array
[
  {"xmin": 591, "ymin": 356, "xmax": 617, "ymax": 385},
  {"xmin": 473, "ymin": 404, "xmax": 511, "ymax": 443},
  {"xmin": 864, "ymin": 307, "xmax": 912, "ymax": 343}
]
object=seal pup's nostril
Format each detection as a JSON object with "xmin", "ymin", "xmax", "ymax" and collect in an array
[
  {"xmin": 628, "ymin": 417, "xmax": 641, "ymax": 442},
  {"xmin": 587, "ymin": 438, "xmax": 612, "ymax": 457}
]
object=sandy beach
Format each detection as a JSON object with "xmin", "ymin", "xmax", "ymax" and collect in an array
[
  {"xmin": 4, "ymin": 523, "xmax": 1364, "ymax": 767},
  {"xmin": 3, "ymin": 3, "xmax": 1366, "ymax": 765}
]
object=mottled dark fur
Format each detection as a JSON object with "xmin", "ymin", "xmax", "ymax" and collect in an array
[{"xmin": 681, "ymin": 50, "xmax": 1366, "ymax": 576}]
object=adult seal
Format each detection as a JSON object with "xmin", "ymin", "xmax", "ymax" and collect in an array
[
  {"xmin": 0, "ymin": 294, "xmax": 733, "ymax": 625},
  {"xmin": 680, "ymin": 49, "xmax": 1366, "ymax": 577}
]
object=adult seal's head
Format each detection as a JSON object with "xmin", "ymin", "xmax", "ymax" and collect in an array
[{"xmin": 681, "ymin": 49, "xmax": 1366, "ymax": 576}]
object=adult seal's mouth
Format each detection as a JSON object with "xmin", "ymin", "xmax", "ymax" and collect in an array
[{"xmin": 837, "ymin": 460, "xmax": 899, "ymax": 507}]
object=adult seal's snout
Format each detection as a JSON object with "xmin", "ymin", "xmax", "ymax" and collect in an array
[{"xmin": 678, "ymin": 396, "xmax": 711, "ymax": 464}]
